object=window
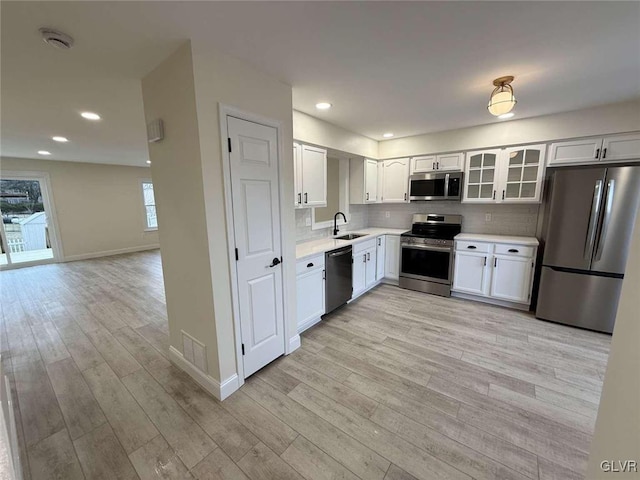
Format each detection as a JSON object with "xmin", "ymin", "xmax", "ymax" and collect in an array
[{"xmin": 141, "ymin": 181, "xmax": 158, "ymax": 230}]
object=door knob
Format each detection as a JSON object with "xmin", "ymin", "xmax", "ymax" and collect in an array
[{"xmin": 268, "ymin": 257, "xmax": 281, "ymax": 268}]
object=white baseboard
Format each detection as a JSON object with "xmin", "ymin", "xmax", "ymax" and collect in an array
[
  {"xmin": 64, "ymin": 244, "xmax": 160, "ymax": 262},
  {"xmin": 451, "ymin": 291, "xmax": 531, "ymax": 311},
  {"xmin": 297, "ymin": 316, "xmax": 322, "ymax": 335},
  {"xmin": 287, "ymin": 334, "xmax": 301, "ymax": 354},
  {"xmin": 168, "ymin": 346, "xmax": 239, "ymax": 400}
]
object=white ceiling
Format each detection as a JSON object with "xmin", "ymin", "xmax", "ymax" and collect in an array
[{"xmin": 1, "ymin": 1, "xmax": 639, "ymax": 166}]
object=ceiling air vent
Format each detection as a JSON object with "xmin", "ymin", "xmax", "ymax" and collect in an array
[{"xmin": 39, "ymin": 28, "xmax": 74, "ymax": 50}]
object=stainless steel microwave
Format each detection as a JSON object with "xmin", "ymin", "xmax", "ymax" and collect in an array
[{"xmin": 409, "ymin": 172, "xmax": 463, "ymax": 201}]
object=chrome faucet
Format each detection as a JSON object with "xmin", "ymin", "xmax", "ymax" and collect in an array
[{"xmin": 333, "ymin": 211, "xmax": 347, "ymax": 236}]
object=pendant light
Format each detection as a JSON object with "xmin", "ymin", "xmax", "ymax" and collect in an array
[{"xmin": 488, "ymin": 76, "xmax": 516, "ymax": 116}]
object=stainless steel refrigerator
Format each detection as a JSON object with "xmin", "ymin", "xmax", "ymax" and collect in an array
[{"xmin": 536, "ymin": 165, "xmax": 640, "ymax": 333}]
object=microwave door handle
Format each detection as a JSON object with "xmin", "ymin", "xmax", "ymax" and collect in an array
[
  {"xmin": 594, "ymin": 179, "xmax": 615, "ymax": 261},
  {"xmin": 584, "ymin": 180, "xmax": 603, "ymax": 261},
  {"xmin": 444, "ymin": 173, "xmax": 450, "ymax": 198}
]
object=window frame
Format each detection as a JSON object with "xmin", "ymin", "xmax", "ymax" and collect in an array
[{"xmin": 140, "ymin": 179, "xmax": 158, "ymax": 231}]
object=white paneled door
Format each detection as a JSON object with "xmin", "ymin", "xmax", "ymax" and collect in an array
[{"xmin": 228, "ymin": 116, "xmax": 285, "ymax": 377}]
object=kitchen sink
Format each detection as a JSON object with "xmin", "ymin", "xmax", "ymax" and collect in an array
[{"xmin": 335, "ymin": 233, "xmax": 367, "ymax": 240}]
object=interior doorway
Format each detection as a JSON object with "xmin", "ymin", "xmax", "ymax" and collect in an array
[{"xmin": 0, "ymin": 172, "xmax": 61, "ymax": 268}]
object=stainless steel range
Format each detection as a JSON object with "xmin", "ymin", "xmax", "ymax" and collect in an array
[{"xmin": 399, "ymin": 214, "xmax": 462, "ymax": 297}]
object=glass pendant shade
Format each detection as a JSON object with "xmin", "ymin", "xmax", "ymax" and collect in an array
[{"xmin": 488, "ymin": 83, "xmax": 516, "ymax": 116}]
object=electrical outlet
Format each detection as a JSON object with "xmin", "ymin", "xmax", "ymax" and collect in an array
[
  {"xmin": 305, "ymin": 217, "xmax": 311, "ymax": 226},
  {"xmin": 485, "ymin": 213, "xmax": 492, "ymax": 222},
  {"xmin": 385, "ymin": 211, "xmax": 390, "ymax": 218}
]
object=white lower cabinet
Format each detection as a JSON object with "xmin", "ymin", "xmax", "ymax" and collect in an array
[
  {"xmin": 376, "ymin": 236, "xmax": 386, "ymax": 281},
  {"xmin": 296, "ymin": 254, "xmax": 325, "ymax": 333},
  {"xmin": 490, "ymin": 255, "xmax": 533, "ymax": 303},
  {"xmin": 452, "ymin": 236, "xmax": 537, "ymax": 309},
  {"xmin": 384, "ymin": 235, "xmax": 401, "ymax": 281},
  {"xmin": 452, "ymin": 251, "xmax": 489, "ymax": 296},
  {"xmin": 352, "ymin": 238, "xmax": 377, "ymax": 298}
]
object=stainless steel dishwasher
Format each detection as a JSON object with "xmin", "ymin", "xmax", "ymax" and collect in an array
[{"xmin": 325, "ymin": 245, "xmax": 353, "ymax": 314}]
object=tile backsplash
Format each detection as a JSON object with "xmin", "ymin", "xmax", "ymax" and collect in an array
[
  {"xmin": 296, "ymin": 202, "xmax": 540, "ymax": 242},
  {"xmin": 367, "ymin": 202, "xmax": 540, "ymax": 236},
  {"xmin": 296, "ymin": 204, "xmax": 368, "ymax": 242}
]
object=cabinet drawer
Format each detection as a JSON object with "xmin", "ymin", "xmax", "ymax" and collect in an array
[
  {"xmin": 296, "ymin": 254, "xmax": 325, "ymax": 275},
  {"xmin": 353, "ymin": 238, "xmax": 376, "ymax": 254},
  {"xmin": 494, "ymin": 244, "xmax": 534, "ymax": 258},
  {"xmin": 456, "ymin": 241, "xmax": 491, "ymax": 253}
]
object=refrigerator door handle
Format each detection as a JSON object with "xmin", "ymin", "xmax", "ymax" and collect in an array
[
  {"xmin": 594, "ymin": 179, "xmax": 615, "ymax": 261},
  {"xmin": 584, "ymin": 180, "xmax": 603, "ymax": 261}
]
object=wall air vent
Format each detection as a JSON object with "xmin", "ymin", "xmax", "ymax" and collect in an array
[{"xmin": 39, "ymin": 28, "xmax": 74, "ymax": 50}]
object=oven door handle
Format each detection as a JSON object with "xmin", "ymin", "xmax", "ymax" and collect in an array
[{"xmin": 401, "ymin": 244, "xmax": 452, "ymax": 252}]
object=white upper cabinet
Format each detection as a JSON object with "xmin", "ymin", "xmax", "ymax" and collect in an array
[
  {"xmin": 601, "ymin": 133, "xmax": 640, "ymax": 162},
  {"xmin": 549, "ymin": 133, "xmax": 640, "ymax": 166},
  {"xmin": 500, "ymin": 145, "xmax": 546, "ymax": 203},
  {"xmin": 463, "ymin": 145, "xmax": 545, "ymax": 204},
  {"xmin": 294, "ymin": 143, "xmax": 327, "ymax": 208},
  {"xmin": 411, "ymin": 153, "xmax": 463, "ymax": 173},
  {"xmin": 463, "ymin": 149, "xmax": 501, "ymax": 203},
  {"xmin": 381, "ymin": 158, "xmax": 410, "ymax": 203},
  {"xmin": 376, "ymin": 161, "xmax": 384, "ymax": 204},
  {"xmin": 548, "ymin": 138, "xmax": 602, "ymax": 166},
  {"xmin": 349, "ymin": 158, "xmax": 378, "ymax": 204},
  {"xmin": 411, "ymin": 155, "xmax": 436, "ymax": 174}
]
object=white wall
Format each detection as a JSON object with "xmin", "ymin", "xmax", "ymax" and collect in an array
[
  {"xmin": 0, "ymin": 157, "xmax": 159, "ymax": 260},
  {"xmin": 142, "ymin": 40, "xmax": 296, "ymax": 394},
  {"xmin": 587, "ymin": 213, "xmax": 640, "ymax": 479},
  {"xmin": 293, "ymin": 110, "xmax": 378, "ymax": 159},
  {"xmin": 190, "ymin": 38, "xmax": 296, "ymax": 384},
  {"xmin": 379, "ymin": 100, "xmax": 640, "ymax": 159}
]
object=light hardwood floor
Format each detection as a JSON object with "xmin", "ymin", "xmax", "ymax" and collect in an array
[{"xmin": 0, "ymin": 251, "xmax": 610, "ymax": 480}]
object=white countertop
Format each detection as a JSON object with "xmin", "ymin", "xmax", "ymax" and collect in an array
[
  {"xmin": 455, "ymin": 233, "xmax": 539, "ymax": 246},
  {"xmin": 296, "ymin": 227, "xmax": 407, "ymax": 260}
]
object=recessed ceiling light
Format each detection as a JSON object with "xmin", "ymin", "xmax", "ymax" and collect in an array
[
  {"xmin": 52, "ymin": 136, "xmax": 68, "ymax": 142},
  {"xmin": 383, "ymin": 133, "xmax": 394, "ymax": 138},
  {"xmin": 38, "ymin": 150, "xmax": 51, "ymax": 155},
  {"xmin": 498, "ymin": 112, "xmax": 515, "ymax": 120},
  {"xmin": 146, "ymin": 160, "xmax": 151, "ymax": 165},
  {"xmin": 81, "ymin": 112, "xmax": 101, "ymax": 120},
  {"xmin": 315, "ymin": 102, "xmax": 332, "ymax": 110}
]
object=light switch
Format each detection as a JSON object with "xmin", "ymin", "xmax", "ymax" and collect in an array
[
  {"xmin": 485, "ymin": 213, "xmax": 492, "ymax": 222},
  {"xmin": 385, "ymin": 211, "xmax": 390, "ymax": 218}
]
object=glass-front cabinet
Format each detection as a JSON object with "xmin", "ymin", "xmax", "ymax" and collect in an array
[
  {"xmin": 502, "ymin": 145, "xmax": 545, "ymax": 202},
  {"xmin": 464, "ymin": 149, "xmax": 501, "ymax": 202},
  {"xmin": 463, "ymin": 145, "xmax": 546, "ymax": 204}
]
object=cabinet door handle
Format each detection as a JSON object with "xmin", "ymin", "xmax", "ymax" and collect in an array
[
  {"xmin": 484, "ymin": 256, "xmax": 487, "ymax": 266},
  {"xmin": 508, "ymin": 248, "xmax": 519, "ymax": 253},
  {"xmin": 307, "ymin": 262, "xmax": 314, "ymax": 268},
  {"xmin": 298, "ymin": 193, "xmax": 301, "ymax": 204},
  {"xmin": 436, "ymin": 162, "xmax": 439, "ymax": 169},
  {"xmin": 367, "ymin": 252, "xmax": 370, "ymax": 261},
  {"xmin": 366, "ymin": 192, "xmax": 369, "ymax": 201},
  {"xmin": 304, "ymin": 193, "xmax": 308, "ymax": 203},
  {"xmin": 493, "ymin": 190, "xmax": 496, "ymax": 200},
  {"xmin": 433, "ymin": 162, "xmax": 435, "ymax": 170},
  {"xmin": 494, "ymin": 258, "xmax": 497, "ymax": 267},
  {"xmin": 595, "ymin": 148, "xmax": 600, "ymax": 159},
  {"xmin": 363, "ymin": 254, "xmax": 366, "ymax": 263},
  {"xmin": 502, "ymin": 190, "xmax": 505, "ymax": 200},
  {"xmin": 404, "ymin": 193, "xmax": 407, "ymax": 201},
  {"xmin": 467, "ymin": 245, "xmax": 477, "ymax": 249},
  {"xmin": 378, "ymin": 238, "xmax": 381, "ymax": 246},
  {"xmin": 602, "ymin": 148, "xmax": 607, "ymax": 159}
]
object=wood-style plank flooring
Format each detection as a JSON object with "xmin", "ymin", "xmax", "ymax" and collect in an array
[{"xmin": 0, "ymin": 251, "xmax": 610, "ymax": 479}]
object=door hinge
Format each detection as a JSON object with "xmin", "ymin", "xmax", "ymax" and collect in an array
[
  {"xmin": 228, "ymin": 137, "xmax": 232, "ymax": 153},
  {"xmin": 235, "ymin": 248, "xmax": 239, "ymax": 261},
  {"xmin": 241, "ymin": 343, "xmax": 245, "ymax": 355}
]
